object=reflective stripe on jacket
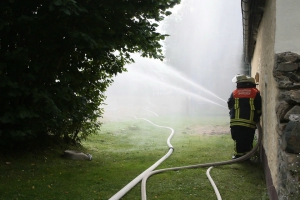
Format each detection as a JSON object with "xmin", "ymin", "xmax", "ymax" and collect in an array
[{"xmin": 227, "ymin": 87, "xmax": 262, "ymax": 129}]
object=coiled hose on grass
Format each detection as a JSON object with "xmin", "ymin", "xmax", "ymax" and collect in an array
[
  {"xmin": 109, "ymin": 117, "xmax": 262, "ymax": 200},
  {"xmin": 141, "ymin": 123, "xmax": 262, "ymax": 200},
  {"xmin": 109, "ymin": 117, "xmax": 175, "ymax": 200}
]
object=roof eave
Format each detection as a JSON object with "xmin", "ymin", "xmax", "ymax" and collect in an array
[{"xmin": 241, "ymin": 0, "xmax": 266, "ymax": 64}]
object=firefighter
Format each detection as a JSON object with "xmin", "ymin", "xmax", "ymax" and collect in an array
[{"xmin": 227, "ymin": 74, "xmax": 262, "ymax": 159}]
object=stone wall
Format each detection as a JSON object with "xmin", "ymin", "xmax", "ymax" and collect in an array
[{"xmin": 274, "ymin": 52, "xmax": 300, "ymax": 199}]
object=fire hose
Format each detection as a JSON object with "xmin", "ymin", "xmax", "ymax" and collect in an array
[
  {"xmin": 109, "ymin": 117, "xmax": 175, "ymax": 200},
  {"xmin": 109, "ymin": 118, "xmax": 262, "ymax": 200},
  {"xmin": 207, "ymin": 166, "xmax": 222, "ymax": 200}
]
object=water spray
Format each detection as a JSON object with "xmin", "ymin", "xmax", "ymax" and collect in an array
[
  {"xmin": 158, "ymin": 65, "xmax": 227, "ymax": 103},
  {"xmin": 143, "ymin": 108, "xmax": 159, "ymax": 117},
  {"xmin": 130, "ymin": 71, "xmax": 227, "ymax": 109}
]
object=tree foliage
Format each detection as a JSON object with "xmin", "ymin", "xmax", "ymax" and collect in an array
[{"xmin": 0, "ymin": 0, "xmax": 180, "ymax": 145}]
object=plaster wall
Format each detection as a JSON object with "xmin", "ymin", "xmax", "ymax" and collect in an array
[
  {"xmin": 251, "ymin": 0, "xmax": 280, "ymax": 189},
  {"xmin": 275, "ymin": 0, "xmax": 300, "ymax": 54}
]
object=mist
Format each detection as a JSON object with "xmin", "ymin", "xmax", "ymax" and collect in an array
[{"xmin": 103, "ymin": 0, "xmax": 243, "ymax": 118}]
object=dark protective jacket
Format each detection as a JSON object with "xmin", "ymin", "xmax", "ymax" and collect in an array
[{"xmin": 227, "ymin": 87, "xmax": 262, "ymax": 129}]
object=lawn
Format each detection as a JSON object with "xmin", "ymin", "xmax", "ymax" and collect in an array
[{"xmin": 0, "ymin": 114, "xmax": 268, "ymax": 200}]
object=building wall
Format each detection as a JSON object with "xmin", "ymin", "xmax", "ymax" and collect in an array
[
  {"xmin": 251, "ymin": 0, "xmax": 300, "ymax": 199},
  {"xmin": 251, "ymin": 0, "xmax": 280, "ymax": 192},
  {"xmin": 275, "ymin": 0, "xmax": 300, "ymax": 54}
]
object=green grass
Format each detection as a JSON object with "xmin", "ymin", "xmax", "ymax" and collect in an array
[{"xmin": 0, "ymin": 115, "xmax": 268, "ymax": 200}]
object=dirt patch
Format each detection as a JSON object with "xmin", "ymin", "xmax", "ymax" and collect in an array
[{"xmin": 182, "ymin": 125, "xmax": 230, "ymax": 135}]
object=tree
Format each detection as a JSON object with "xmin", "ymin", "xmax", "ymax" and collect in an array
[{"xmin": 0, "ymin": 0, "xmax": 180, "ymax": 145}]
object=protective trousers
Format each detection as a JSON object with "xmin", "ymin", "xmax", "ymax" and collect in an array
[{"xmin": 230, "ymin": 126, "xmax": 255, "ymax": 156}]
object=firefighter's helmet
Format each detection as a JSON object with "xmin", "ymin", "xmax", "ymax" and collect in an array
[
  {"xmin": 247, "ymin": 77, "xmax": 256, "ymax": 84},
  {"xmin": 232, "ymin": 74, "xmax": 256, "ymax": 84}
]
